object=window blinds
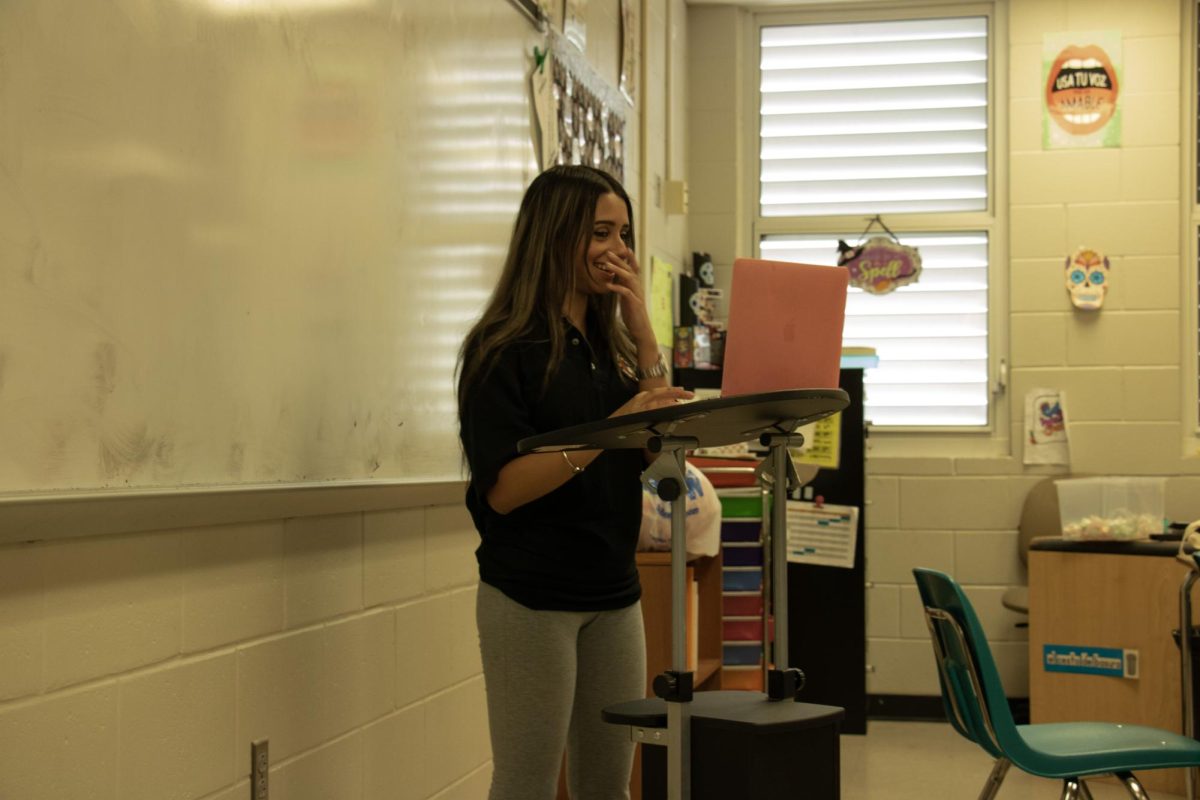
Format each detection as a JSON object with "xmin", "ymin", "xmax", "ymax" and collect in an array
[
  {"xmin": 759, "ymin": 17, "xmax": 989, "ymax": 217},
  {"xmin": 760, "ymin": 232, "xmax": 990, "ymax": 426}
]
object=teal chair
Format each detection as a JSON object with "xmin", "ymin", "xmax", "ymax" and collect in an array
[{"xmin": 914, "ymin": 567, "xmax": 1200, "ymax": 799}]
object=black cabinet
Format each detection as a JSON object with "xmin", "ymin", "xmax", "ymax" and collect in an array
[{"xmin": 788, "ymin": 368, "xmax": 867, "ymax": 734}]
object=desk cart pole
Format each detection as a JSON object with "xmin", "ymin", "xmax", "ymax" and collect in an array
[
  {"xmin": 643, "ymin": 435, "xmax": 701, "ymax": 800},
  {"xmin": 756, "ymin": 430, "xmax": 807, "ymax": 700}
]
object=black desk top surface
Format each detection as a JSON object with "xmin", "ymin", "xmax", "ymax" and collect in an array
[
  {"xmin": 1030, "ymin": 537, "xmax": 1185, "ymax": 558},
  {"xmin": 518, "ymin": 389, "xmax": 849, "ymax": 454},
  {"xmin": 602, "ymin": 690, "xmax": 844, "ymax": 731}
]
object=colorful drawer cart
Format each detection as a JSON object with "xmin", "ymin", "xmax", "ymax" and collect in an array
[{"xmin": 719, "ymin": 492, "xmax": 769, "ymax": 690}]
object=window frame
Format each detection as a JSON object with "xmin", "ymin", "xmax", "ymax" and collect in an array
[{"xmin": 745, "ymin": 1, "xmax": 1009, "ymax": 452}]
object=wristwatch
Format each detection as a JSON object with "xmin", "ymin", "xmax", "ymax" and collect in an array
[{"xmin": 636, "ymin": 355, "xmax": 669, "ymax": 380}]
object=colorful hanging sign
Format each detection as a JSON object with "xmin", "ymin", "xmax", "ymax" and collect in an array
[
  {"xmin": 1065, "ymin": 247, "xmax": 1109, "ymax": 310},
  {"xmin": 836, "ymin": 235, "xmax": 922, "ymax": 295},
  {"xmin": 1043, "ymin": 31, "xmax": 1122, "ymax": 149}
]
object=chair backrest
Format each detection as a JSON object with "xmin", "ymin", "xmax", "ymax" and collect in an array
[
  {"xmin": 913, "ymin": 568, "xmax": 1022, "ymax": 760},
  {"xmin": 1017, "ymin": 475, "xmax": 1068, "ymax": 567}
]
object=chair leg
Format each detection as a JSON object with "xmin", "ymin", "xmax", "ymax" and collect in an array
[
  {"xmin": 1114, "ymin": 771, "xmax": 1152, "ymax": 800},
  {"xmin": 1078, "ymin": 779, "xmax": 1095, "ymax": 800},
  {"xmin": 977, "ymin": 758, "xmax": 1010, "ymax": 800},
  {"xmin": 1060, "ymin": 778, "xmax": 1086, "ymax": 800}
]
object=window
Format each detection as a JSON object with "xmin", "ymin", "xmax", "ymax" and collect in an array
[
  {"xmin": 761, "ymin": 231, "xmax": 989, "ymax": 426},
  {"xmin": 756, "ymin": 10, "xmax": 998, "ymax": 429}
]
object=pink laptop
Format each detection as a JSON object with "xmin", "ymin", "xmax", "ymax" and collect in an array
[{"xmin": 720, "ymin": 258, "xmax": 849, "ymax": 396}]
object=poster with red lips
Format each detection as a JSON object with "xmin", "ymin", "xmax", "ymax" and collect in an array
[{"xmin": 1043, "ymin": 31, "xmax": 1122, "ymax": 148}]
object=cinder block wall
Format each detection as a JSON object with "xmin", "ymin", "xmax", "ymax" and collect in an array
[
  {"xmin": 0, "ymin": 506, "xmax": 489, "ymax": 800},
  {"xmin": 688, "ymin": 0, "xmax": 1200, "ymax": 698}
]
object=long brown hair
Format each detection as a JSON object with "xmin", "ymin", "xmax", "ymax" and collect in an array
[{"xmin": 457, "ymin": 165, "xmax": 637, "ymax": 414}]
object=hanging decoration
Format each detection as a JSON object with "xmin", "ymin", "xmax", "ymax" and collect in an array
[
  {"xmin": 539, "ymin": 25, "xmax": 628, "ymax": 181},
  {"xmin": 1065, "ymin": 246, "xmax": 1110, "ymax": 310},
  {"xmin": 836, "ymin": 216, "xmax": 922, "ymax": 295}
]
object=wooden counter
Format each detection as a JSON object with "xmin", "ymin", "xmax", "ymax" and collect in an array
[{"xmin": 1029, "ymin": 540, "xmax": 1197, "ymax": 794}]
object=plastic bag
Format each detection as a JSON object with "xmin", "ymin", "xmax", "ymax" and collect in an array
[{"xmin": 637, "ymin": 462, "xmax": 721, "ymax": 558}]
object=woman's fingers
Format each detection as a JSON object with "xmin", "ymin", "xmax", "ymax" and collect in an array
[
  {"xmin": 642, "ymin": 396, "xmax": 681, "ymax": 411},
  {"xmin": 602, "ymin": 252, "xmax": 636, "ymax": 278},
  {"xmin": 603, "ymin": 266, "xmax": 643, "ymax": 303},
  {"xmin": 638, "ymin": 387, "xmax": 694, "ymax": 409},
  {"xmin": 611, "ymin": 386, "xmax": 695, "ymax": 418}
]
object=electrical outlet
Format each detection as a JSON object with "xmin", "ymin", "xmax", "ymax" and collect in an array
[{"xmin": 251, "ymin": 739, "xmax": 269, "ymax": 800}]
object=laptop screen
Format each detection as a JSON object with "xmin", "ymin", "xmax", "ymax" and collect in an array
[{"xmin": 720, "ymin": 258, "xmax": 849, "ymax": 397}]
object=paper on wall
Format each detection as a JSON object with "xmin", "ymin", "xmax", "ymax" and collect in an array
[
  {"xmin": 530, "ymin": 52, "xmax": 557, "ymax": 170},
  {"xmin": 790, "ymin": 412, "xmax": 841, "ymax": 470},
  {"xmin": 786, "ymin": 500, "xmax": 859, "ymax": 569},
  {"xmin": 650, "ymin": 256, "xmax": 674, "ymax": 348},
  {"xmin": 1024, "ymin": 387, "xmax": 1070, "ymax": 465}
]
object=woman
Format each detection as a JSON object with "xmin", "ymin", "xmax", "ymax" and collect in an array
[{"xmin": 457, "ymin": 165, "xmax": 691, "ymax": 800}]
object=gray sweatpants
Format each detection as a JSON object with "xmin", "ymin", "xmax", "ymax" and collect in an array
[{"xmin": 476, "ymin": 581, "xmax": 646, "ymax": 800}]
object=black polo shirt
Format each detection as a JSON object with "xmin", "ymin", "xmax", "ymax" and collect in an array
[{"xmin": 459, "ymin": 319, "xmax": 644, "ymax": 611}]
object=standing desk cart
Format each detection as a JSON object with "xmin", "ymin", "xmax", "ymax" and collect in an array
[
  {"xmin": 519, "ymin": 388, "xmax": 849, "ymax": 800},
  {"xmin": 678, "ymin": 365, "xmax": 869, "ymax": 731}
]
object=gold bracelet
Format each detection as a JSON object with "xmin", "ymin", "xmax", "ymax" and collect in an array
[{"xmin": 561, "ymin": 450, "xmax": 584, "ymax": 474}]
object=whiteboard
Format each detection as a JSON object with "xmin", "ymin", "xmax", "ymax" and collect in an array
[{"xmin": 0, "ymin": 0, "xmax": 543, "ymax": 492}]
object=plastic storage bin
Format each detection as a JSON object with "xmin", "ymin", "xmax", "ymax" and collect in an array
[
  {"xmin": 722, "ymin": 642, "xmax": 762, "ymax": 666},
  {"xmin": 722, "ymin": 568, "xmax": 762, "ymax": 592},
  {"xmin": 723, "ymin": 616, "xmax": 774, "ymax": 642},
  {"xmin": 723, "ymin": 592, "xmax": 763, "ymax": 617},
  {"xmin": 723, "ymin": 618, "xmax": 764, "ymax": 641},
  {"xmin": 1054, "ymin": 477, "xmax": 1165, "ymax": 540},
  {"xmin": 719, "ymin": 495, "xmax": 763, "ymax": 518},
  {"xmin": 720, "ymin": 520, "xmax": 761, "ymax": 543},
  {"xmin": 722, "ymin": 543, "xmax": 763, "ymax": 567}
]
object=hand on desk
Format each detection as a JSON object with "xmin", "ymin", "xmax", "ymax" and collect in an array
[{"xmin": 611, "ymin": 386, "xmax": 693, "ymax": 417}]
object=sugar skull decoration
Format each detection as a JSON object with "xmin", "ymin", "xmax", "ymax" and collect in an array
[{"xmin": 1065, "ymin": 247, "xmax": 1109, "ymax": 310}]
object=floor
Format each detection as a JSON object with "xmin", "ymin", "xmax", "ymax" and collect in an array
[{"xmin": 841, "ymin": 721, "xmax": 1188, "ymax": 800}]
